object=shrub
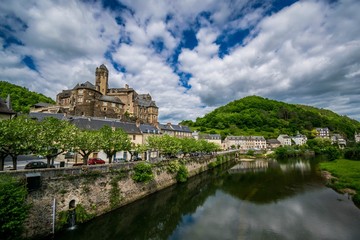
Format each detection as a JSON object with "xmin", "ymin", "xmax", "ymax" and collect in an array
[
  {"xmin": 176, "ymin": 164, "xmax": 189, "ymax": 183},
  {"xmin": 132, "ymin": 163, "xmax": 154, "ymax": 183},
  {"xmin": 167, "ymin": 160, "xmax": 180, "ymax": 173},
  {"xmin": 0, "ymin": 175, "xmax": 29, "ymax": 240}
]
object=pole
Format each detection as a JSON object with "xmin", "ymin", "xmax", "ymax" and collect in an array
[{"xmin": 52, "ymin": 198, "xmax": 56, "ymax": 234}]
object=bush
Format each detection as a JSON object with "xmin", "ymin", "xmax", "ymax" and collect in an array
[
  {"xmin": 0, "ymin": 175, "xmax": 29, "ymax": 240},
  {"xmin": 132, "ymin": 163, "xmax": 154, "ymax": 182},
  {"xmin": 176, "ymin": 164, "xmax": 189, "ymax": 183},
  {"xmin": 167, "ymin": 160, "xmax": 180, "ymax": 173}
]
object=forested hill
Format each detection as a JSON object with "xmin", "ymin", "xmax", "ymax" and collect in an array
[
  {"xmin": 181, "ymin": 96, "xmax": 360, "ymax": 140},
  {"xmin": 0, "ymin": 81, "xmax": 55, "ymax": 113}
]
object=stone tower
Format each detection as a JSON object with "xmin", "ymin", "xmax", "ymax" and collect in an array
[{"xmin": 95, "ymin": 64, "xmax": 109, "ymax": 95}]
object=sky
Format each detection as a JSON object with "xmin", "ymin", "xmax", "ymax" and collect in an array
[{"xmin": 1, "ymin": 0, "xmax": 360, "ymax": 123}]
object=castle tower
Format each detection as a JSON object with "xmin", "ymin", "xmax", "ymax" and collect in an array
[{"xmin": 95, "ymin": 64, "xmax": 109, "ymax": 95}]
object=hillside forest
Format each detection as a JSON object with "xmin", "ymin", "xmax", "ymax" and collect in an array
[
  {"xmin": 181, "ymin": 96, "xmax": 360, "ymax": 140},
  {"xmin": 0, "ymin": 81, "xmax": 55, "ymax": 113}
]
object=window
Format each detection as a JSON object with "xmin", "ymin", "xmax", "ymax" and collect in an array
[
  {"xmin": 78, "ymin": 89, "xmax": 83, "ymax": 94},
  {"xmin": 78, "ymin": 97, "xmax": 83, "ymax": 103},
  {"xmin": 103, "ymin": 107, "xmax": 107, "ymax": 111},
  {"xmin": 133, "ymin": 135, "xmax": 136, "ymax": 140}
]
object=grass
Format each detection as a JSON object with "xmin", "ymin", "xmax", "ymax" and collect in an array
[{"xmin": 320, "ymin": 159, "xmax": 360, "ymax": 205}]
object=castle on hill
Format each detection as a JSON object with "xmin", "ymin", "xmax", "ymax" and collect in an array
[{"xmin": 32, "ymin": 64, "xmax": 158, "ymax": 124}]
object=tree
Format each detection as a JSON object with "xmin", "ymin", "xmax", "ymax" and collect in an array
[
  {"xmin": 130, "ymin": 143, "xmax": 148, "ymax": 160},
  {"xmin": 0, "ymin": 175, "xmax": 29, "ymax": 240},
  {"xmin": 0, "ymin": 117, "xmax": 37, "ymax": 170},
  {"xmin": 0, "ymin": 121, "xmax": 8, "ymax": 171},
  {"xmin": 34, "ymin": 117, "xmax": 77, "ymax": 167},
  {"xmin": 73, "ymin": 130, "xmax": 101, "ymax": 165},
  {"xmin": 99, "ymin": 126, "xmax": 131, "ymax": 163}
]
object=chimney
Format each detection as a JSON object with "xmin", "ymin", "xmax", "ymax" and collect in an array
[{"xmin": 125, "ymin": 84, "xmax": 129, "ymax": 89}]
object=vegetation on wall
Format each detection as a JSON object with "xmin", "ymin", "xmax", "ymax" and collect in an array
[
  {"xmin": 176, "ymin": 164, "xmax": 189, "ymax": 183},
  {"xmin": 132, "ymin": 163, "xmax": 154, "ymax": 183},
  {"xmin": 0, "ymin": 175, "xmax": 29, "ymax": 240},
  {"xmin": 0, "ymin": 81, "xmax": 55, "ymax": 113},
  {"xmin": 181, "ymin": 96, "xmax": 360, "ymax": 140}
]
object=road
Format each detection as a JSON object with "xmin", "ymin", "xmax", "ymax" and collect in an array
[{"xmin": 4, "ymin": 155, "xmax": 63, "ymax": 171}]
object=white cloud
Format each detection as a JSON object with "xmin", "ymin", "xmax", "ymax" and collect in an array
[{"xmin": 0, "ymin": 0, "xmax": 359, "ymax": 123}]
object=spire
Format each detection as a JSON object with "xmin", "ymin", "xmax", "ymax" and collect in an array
[{"xmin": 6, "ymin": 94, "xmax": 11, "ymax": 109}]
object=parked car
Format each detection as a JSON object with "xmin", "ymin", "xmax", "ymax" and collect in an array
[
  {"xmin": 72, "ymin": 163, "xmax": 84, "ymax": 167},
  {"xmin": 132, "ymin": 156, "xmax": 142, "ymax": 161},
  {"xmin": 25, "ymin": 161, "xmax": 55, "ymax": 169},
  {"xmin": 113, "ymin": 158, "xmax": 127, "ymax": 163},
  {"xmin": 88, "ymin": 158, "xmax": 105, "ymax": 165}
]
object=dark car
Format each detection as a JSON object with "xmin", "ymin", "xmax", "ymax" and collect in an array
[
  {"xmin": 132, "ymin": 156, "xmax": 142, "ymax": 161},
  {"xmin": 88, "ymin": 158, "xmax": 105, "ymax": 165},
  {"xmin": 25, "ymin": 161, "xmax": 54, "ymax": 169}
]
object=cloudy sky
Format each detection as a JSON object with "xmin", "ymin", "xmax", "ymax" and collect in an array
[{"xmin": 1, "ymin": 0, "xmax": 359, "ymax": 123}]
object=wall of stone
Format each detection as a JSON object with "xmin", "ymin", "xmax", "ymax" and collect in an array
[{"xmin": 1, "ymin": 152, "xmax": 237, "ymax": 239}]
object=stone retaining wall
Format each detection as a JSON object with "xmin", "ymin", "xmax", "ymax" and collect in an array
[{"xmin": 1, "ymin": 152, "xmax": 237, "ymax": 239}]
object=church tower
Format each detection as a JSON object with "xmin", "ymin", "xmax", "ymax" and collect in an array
[{"xmin": 95, "ymin": 64, "xmax": 109, "ymax": 95}]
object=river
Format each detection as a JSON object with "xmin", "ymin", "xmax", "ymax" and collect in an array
[{"xmin": 54, "ymin": 158, "xmax": 360, "ymax": 240}]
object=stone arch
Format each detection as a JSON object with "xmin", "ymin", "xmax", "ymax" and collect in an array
[{"xmin": 69, "ymin": 199, "xmax": 76, "ymax": 209}]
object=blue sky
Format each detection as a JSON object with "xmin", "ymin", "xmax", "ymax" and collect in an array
[{"xmin": 1, "ymin": 0, "xmax": 360, "ymax": 123}]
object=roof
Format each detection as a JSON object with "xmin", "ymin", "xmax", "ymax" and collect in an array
[
  {"xmin": 200, "ymin": 134, "xmax": 221, "ymax": 140},
  {"xmin": 99, "ymin": 95, "xmax": 123, "ymax": 104},
  {"xmin": 158, "ymin": 123, "xmax": 192, "ymax": 133},
  {"xmin": 226, "ymin": 136, "xmax": 266, "ymax": 140},
  {"xmin": 28, "ymin": 112, "xmax": 67, "ymax": 121},
  {"xmin": 139, "ymin": 124, "xmax": 161, "ymax": 134},
  {"xmin": 0, "ymin": 97, "xmax": 16, "ymax": 114},
  {"xmin": 70, "ymin": 118, "xmax": 142, "ymax": 134},
  {"xmin": 32, "ymin": 102, "xmax": 54, "ymax": 108},
  {"xmin": 267, "ymin": 139, "xmax": 281, "ymax": 144},
  {"xmin": 136, "ymin": 94, "xmax": 158, "ymax": 108},
  {"xmin": 73, "ymin": 81, "xmax": 96, "ymax": 90}
]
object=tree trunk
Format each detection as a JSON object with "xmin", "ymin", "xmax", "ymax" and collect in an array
[
  {"xmin": 46, "ymin": 156, "xmax": 52, "ymax": 168},
  {"xmin": 0, "ymin": 158, "xmax": 4, "ymax": 171},
  {"xmin": 12, "ymin": 155, "xmax": 17, "ymax": 170}
]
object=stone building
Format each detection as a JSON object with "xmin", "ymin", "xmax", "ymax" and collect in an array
[{"xmin": 54, "ymin": 64, "xmax": 158, "ymax": 124}]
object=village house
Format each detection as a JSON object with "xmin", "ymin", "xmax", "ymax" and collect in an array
[
  {"xmin": 355, "ymin": 132, "xmax": 360, "ymax": 143},
  {"xmin": 223, "ymin": 136, "xmax": 267, "ymax": 150},
  {"xmin": 291, "ymin": 134, "xmax": 308, "ymax": 146},
  {"xmin": 198, "ymin": 133, "xmax": 222, "ymax": 149},
  {"xmin": 0, "ymin": 95, "xmax": 16, "ymax": 120},
  {"xmin": 157, "ymin": 123, "xmax": 192, "ymax": 138},
  {"xmin": 331, "ymin": 134, "xmax": 347, "ymax": 148},
  {"xmin": 32, "ymin": 64, "xmax": 158, "ymax": 124},
  {"xmin": 266, "ymin": 139, "xmax": 281, "ymax": 149},
  {"xmin": 277, "ymin": 134, "xmax": 292, "ymax": 146},
  {"xmin": 315, "ymin": 127, "xmax": 330, "ymax": 138}
]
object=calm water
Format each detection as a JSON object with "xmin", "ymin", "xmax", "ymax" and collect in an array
[{"xmin": 54, "ymin": 158, "xmax": 360, "ymax": 240}]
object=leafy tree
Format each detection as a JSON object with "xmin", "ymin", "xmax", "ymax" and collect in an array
[
  {"xmin": 130, "ymin": 143, "xmax": 148, "ymax": 160},
  {"xmin": 73, "ymin": 130, "xmax": 101, "ymax": 164},
  {"xmin": 146, "ymin": 135, "xmax": 181, "ymax": 158},
  {"xmin": 0, "ymin": 175, "xmax": 29, "ymax": 240},
  {"xmin": 0, "ymin": 116, "xmax": 37, "ymax": 170},
  {"xmin": 99, "ymin": 126, "xmax": 131, "ymax": 163},
  {"xmin": 34, "ymin": 117, "xmax": 77, "ymax": 167}
]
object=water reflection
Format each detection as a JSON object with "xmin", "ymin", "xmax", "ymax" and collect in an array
[{"xmin": 55, "ymin": 159, "xmax": 360, "ymax": 240}]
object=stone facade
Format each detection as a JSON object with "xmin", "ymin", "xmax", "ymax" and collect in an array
[{"xmin": 54, "ymin": 65, "xmax": 158, "ymax": 124}]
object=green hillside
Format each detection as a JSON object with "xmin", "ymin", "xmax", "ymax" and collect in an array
[
  {"xmin": 181, "ymin": 96, "xmax": 360, "ymax": 140},
  {"xmin": 0, "ymin": 81, "xmax": 55, "ymax": 113}
]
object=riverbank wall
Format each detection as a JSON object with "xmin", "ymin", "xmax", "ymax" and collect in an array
[{"xmin": 0, "ymin": 151, "xmax": 237, "ymax": 239}]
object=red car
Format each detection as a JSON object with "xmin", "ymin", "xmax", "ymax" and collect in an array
[{"xmin": 88, "ymin": 158, "xmax": 105, "ymax": 165}]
